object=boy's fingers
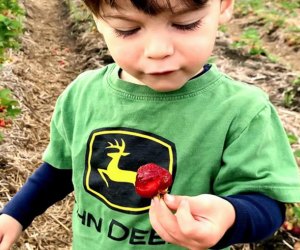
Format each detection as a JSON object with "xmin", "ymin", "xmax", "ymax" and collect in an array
[
  {"xmin": 175, "ymin": 199, "xmax": 197, "ymax": 239},
  {"xmin": 165, "ymin": 194, "xmax": 216, "ymax": 216},
  {"xmin": 149, "ymin": 197, "xmax": 179, "ymax": 243},
  {"xmin": 149, "ymin": 199, "xmax": 173, "ymax": 243},
  {"xmin": 0, "ymin": 236, "xmax": 13, "ymax": 250},
  {"xmin": 163, "ymin": 194, "xmax": 188, "ymax": 210},
  {"xmin": 164, "ymin": 194, "xmax": 203, "ymax": 213},
  {"xmin": 175, "ymin": 199, "xmax": 216, "ymax": 248}
]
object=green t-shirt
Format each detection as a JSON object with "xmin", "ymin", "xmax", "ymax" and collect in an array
[{"xmin": 43, "ymin": 64, "xmax": 300, "ymax": 250}]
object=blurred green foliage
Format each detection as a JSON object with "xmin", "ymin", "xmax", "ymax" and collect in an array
[{"xmin": 0, "ymin": 0, "xmax": 24, "ymax": 64}]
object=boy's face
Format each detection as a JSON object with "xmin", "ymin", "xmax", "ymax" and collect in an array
[{"xmin": 94, "ymin": 0, "xmax": 234, "ymax": 92}]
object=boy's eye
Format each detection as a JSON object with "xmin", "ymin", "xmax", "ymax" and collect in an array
[
  {"xmin": 172, "ymin": 20, "xmax": 202, "ymax": 31},
  {"xmin": 113, "ymin": 19, "xmax": 202, "ymax": 38},
  {"xmin": 114, "ymin": 28, "xmax": 140, "ymax": 38}
]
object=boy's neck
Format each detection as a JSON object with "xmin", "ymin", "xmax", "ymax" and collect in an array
[{"xmin": 190, "ymin": 64, "xmax": 211, "ymax": 80}]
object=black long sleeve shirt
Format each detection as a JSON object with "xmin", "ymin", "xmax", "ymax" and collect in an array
[{"xmin": 1, "ymin": 162, "xmax": 286, "ymax": 249}]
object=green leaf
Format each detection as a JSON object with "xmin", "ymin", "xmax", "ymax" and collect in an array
[
  {"xmin": 293, "ymin": 77, "xmax": 300, "ymax": 86},
  {"xmin": 294, "ymin": 149, "xmax": 300, "ymax": 158},
  {"xmin": 6, "ymin": 107, "xmax": 21, "ymax": 117},
  {"xmin": 0, "ymin": 0, "xmax": 24, "ymax": 65},
  {"xmin": 287, "ymin": 133, "xmax": 298, "ymax": 145},
  {"xmin": 207, "ymin": 56, "xmax": 218, "ymax": 64},
  {"xmin": 293, "ymin": 206, "xmax": 300, "ymax": 219}
]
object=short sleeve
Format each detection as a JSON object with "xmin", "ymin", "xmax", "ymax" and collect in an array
[
  {"xmin": 42, "ymin": 94, "xmax": 73, "ymax": 169},
  {"xmin": 213, "ymin": 103, "xmax": 300, "ymax": 203}
]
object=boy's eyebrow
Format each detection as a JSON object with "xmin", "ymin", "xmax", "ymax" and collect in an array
[
  {"xmin": 102, "ymin": 2, "xmax": 210, "ymax": 20},
  {"xmin": 102, "ymin": 14, "xmax": 138, "ymax": 22},
  {"xmin": 171, "ymin": 3, "xmax": 209, "ymax": 15}
]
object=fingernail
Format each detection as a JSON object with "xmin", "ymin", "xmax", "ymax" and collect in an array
[
  {"xmin": 180, "ymin": 199, "xmax": 189, "ymax": 208},
  {"xmin": 181, "ymin": 199, "xmax": 188, "ymax": 205},
  {"xmin": 152, "ymin": 196, "xmax": 158, "ymax": 205},
  {"xmin": 164, "ymin": 193, "xmax": 175, "ymax": 203}
]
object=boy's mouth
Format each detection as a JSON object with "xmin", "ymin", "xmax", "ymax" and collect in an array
[{"xmin": 148, "ymin": 70, "xmax": 175, "ymax": 76}]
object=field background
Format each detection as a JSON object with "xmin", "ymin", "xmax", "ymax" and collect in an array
[{"xmin": 0, "ymin": 0, "xmax": 300, "ymax": 249}]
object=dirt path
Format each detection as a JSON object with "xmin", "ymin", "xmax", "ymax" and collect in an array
[
  {"xmin": 1, "ymin": 0, "xmax": 82, "ymax": 161},
  {"xmin": 0, "ymin": 0, "xmax": 81, "ymax": 248},
  {"xmin": 0, "ymin": 0, "xmax": 300, "ymax": 249}
]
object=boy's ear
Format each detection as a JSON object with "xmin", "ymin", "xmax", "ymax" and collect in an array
[
  {"xmin": 219, "ymin": 0, "xmax": 234, "ymax": 24},
  {"xmin": 93, "ymin": 15, "xmax": 103, "ymax": 34}
]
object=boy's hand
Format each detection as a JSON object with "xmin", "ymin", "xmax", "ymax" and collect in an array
[
  {"xmin": 149, "ymin": 194, "xmax": 235, "ymax": 250},
  {"xmin": 0, "ymin": 214, "xmax": 22, "ymax": 250}
]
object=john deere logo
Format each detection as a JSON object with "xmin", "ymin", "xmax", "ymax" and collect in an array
[{"xmin": 84, "ymin": 127, "xmax": 176, "ymax": 213}]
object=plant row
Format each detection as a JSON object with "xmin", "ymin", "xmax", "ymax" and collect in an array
[{"xmin": 0, "ymin": 0, "xmax": 23, "ymax": 141}]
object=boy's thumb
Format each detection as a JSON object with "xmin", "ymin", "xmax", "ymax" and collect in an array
[{"xmin": 163, "ymin": 194, "xmax": 188, "ymax": 210}]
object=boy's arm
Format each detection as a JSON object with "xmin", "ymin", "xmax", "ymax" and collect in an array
[
  {"xmin": 0, "ymin": 162, "xmax": 73, "ymax": 229},
  {"xmin": 1, "ymin": 163, "xmax": 285, "ymax": 248}
]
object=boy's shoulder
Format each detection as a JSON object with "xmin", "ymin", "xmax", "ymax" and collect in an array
[
  {"xmin": 212, "ymin": 69, "xmax": 272, "ymax": 123},
  {"xmin": 72, "ymin": 64, "xmax": 114, "ymax": 86},
  {"xmin": 54, "ymin": 64, "xmax": 116, "ymax": 107},
  {"xmin": 60, "ymin": 64, "xmax": 115, "ymax": 96},
  {"xmin": 205, "ymin": 65, "xmax": 268, "ymax": 104},
  {"xmin": 219, "ymin": 70, "xmax": 269, "ymax": 104}
]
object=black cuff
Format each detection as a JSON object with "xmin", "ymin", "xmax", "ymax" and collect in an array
[
  {"xmin": 1, "ymin": 162, "xmax": 73, "ymax": 229},
  {"xmin": 211, "ymin": 193, "xmax": 285, "ymax": 249}
]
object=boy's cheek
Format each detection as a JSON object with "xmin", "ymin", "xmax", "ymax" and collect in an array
[{"xmin": 92, "ymin": 16, "xmax": 102, "ymax": 33}]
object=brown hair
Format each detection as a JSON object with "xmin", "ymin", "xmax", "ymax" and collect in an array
[{"xmin": 83, "ymin": 0, "xmax": 210, "ymax": 17}]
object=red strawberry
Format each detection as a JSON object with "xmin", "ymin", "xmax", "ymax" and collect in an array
[
  {"xmin": 135, "ymin": 163, "xmax": 172, "ymax": 198},
  {"xmin": 291, "ymin": 226, "xmax": 300, "ymax": 236},
  {"xmin": 0, "ymin": 119, "xmax": 6, "ymax": 128},
  {"xmin": 0, "ymin": 106, "xmax": 6, "ymax": 112}
]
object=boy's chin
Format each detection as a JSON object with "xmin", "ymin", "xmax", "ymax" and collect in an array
[{"xmin": 122, "ymin": 71, "xmax": 188, "ymax": 92}]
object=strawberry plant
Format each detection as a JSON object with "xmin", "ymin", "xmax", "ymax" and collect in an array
[
  {"xmin": 287, "ymin": 132, "xmax": 300, "ymax": 164},
  {"xmin": 230, "ymin": 0, "xmax": 300, "ymax": 64},
  {"xmin": 0, "ymin": 0, "xmax": 24, "ymax": 64},
  {"xmin": 282, "ymin": 134, "xmax": 300, "ymax": 237},
  {"xmin": 0, "ymin": 88, "xmax": 21, "ymax": 142},
  {"xmin": 283, "ymin": 76, "xmax": 300, "ymax": 110},
  {"xmin": 230, "ymin": 27, "xmax": 276, "ymax": 62},
  {"xmin": 283, "ymin": 203, "xmax": 300, "ymax": 237}
]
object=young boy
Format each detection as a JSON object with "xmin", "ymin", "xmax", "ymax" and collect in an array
[{"xmin": 1, "ymin": 0, "xmax": 300, "ymax": 249}]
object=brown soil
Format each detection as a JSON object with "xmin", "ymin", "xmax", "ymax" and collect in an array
[
  {"xmin": 0, "ymin": 0, "xmax": 80, "ymax": 248},
  {"xmin": 0, "ymin": 0, "xmax": 299, "ymax": 249},
  {"xmin": 226, "ymin": 12, "xmax": 300, "ymax": 72}
]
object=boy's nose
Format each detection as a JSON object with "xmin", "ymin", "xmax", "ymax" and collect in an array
[{"xmin": 144, "ymin": 35, "xmax": 174, "ymax": 59}]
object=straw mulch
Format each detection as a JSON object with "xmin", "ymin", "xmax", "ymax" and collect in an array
[
  {"xmin": 0, "ymin": 0, "xmax": 94, "ymax": 248},
  {"xmin": 0, "ymin": 0, "xmax": 299, "ymax": 249}
]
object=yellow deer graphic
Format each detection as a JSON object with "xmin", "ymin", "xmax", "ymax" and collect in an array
[{"xmin": 98, "ymin": 139, "xmax": 137, "ymax": 187}]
